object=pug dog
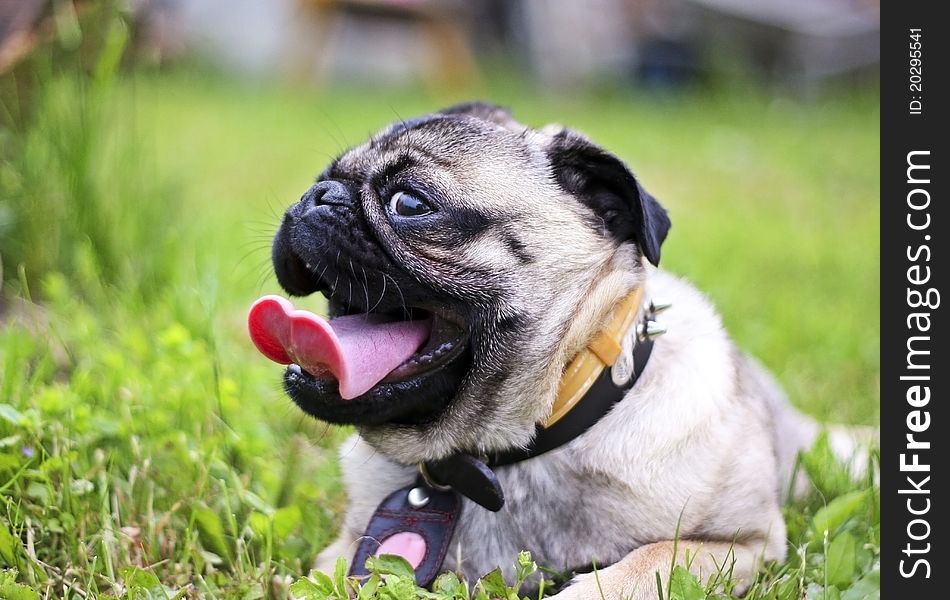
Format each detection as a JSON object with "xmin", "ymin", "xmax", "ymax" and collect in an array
[{"xmin": 255, "ymin": 103, "xmax": 867, "ymax": 599}]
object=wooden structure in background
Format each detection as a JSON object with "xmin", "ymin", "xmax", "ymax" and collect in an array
[
  {"xmin": 0, "ymin": 0, "xmax": 48, "ymax": 72},
  {"xmin": 293, "ymin": 0, "xmax": 479, "ymax": 91}
]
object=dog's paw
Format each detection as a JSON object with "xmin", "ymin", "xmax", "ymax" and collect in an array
[{"xmin": 545, "ymin": 568, "xmax": 657, "ymax": 600}]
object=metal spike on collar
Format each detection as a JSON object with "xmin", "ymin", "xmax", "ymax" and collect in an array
[
  {"xmin": 649, "ymin": 299, "xmax": 672, "ymax": 314},
  {"xmin": 637, "ymin": 320, "xmax": 667, "ymax": 340}
]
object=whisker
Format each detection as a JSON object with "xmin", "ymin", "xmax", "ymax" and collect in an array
[
  {"xmin": 234, "ymin": 245, "xmax": 269, "ymax": 269},
  {"xmin": 352, "ymin": 426, "xmax": 379, "ymax": 468},
  {"xmin": 316, "ymin": 108, "xmax": 351, "ymax": 154},
  {"xmin": 255, "ymin": 261, "xmax": 274, "ymax": 293},
  {"xmin": 339, "ymin": 429, "xmax": 363, "ymax": 460},
  {"xmin": 244, "ymin": 219, "xmax": 280, "ymax": 229},
  {"xmin": 359, "ymin": 265, "xmax": 371, "ymax": 314},
  {"xmin": 331, "ymin": 251, "xmax": 341, "ymax": 293},
  {"xmin": 243, "ymin": 238, "xmax": 275, "ymax": 249},
  {"xmin": 346, "ymin": 261, "xmax": 354, "ymax": 312},
  {"xmin": 264, "ymin": 197, "xmax": 286, "ymax": 223},
  {"xmin": 311, "ymin": 420, "xmax": 333, "ymax": 448},
  {"xmin": 383, "ymin": 273, "xmax": 408, "ymax": 319},
  {"xmin": 369, "ymin": 271, "xmax": 387, "ymax": 313}
]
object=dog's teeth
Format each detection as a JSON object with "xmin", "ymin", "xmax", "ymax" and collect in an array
[
  {"xmin": 637, "ymin": 320, "xmax": 668, "ymax": 340},
  {"xmin": 649, "ymin": 299, "xmax": 672, "ymax": 314}
]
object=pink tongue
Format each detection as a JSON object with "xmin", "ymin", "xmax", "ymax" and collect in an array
[{"xmin": 247, "ymin": 295, "xmax": 431, "ymax": 399}]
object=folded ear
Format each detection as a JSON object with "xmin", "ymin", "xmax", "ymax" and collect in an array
[
  {"xmin": 438, "ymin": 101, "xmax": 525, "ymax": 133},
  {"xmin": 546, "ymin": 129, "xmax": 671, "ymax": 266}
]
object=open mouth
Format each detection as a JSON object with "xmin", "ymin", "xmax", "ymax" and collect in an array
[{"xmin": 248, "ymin": 250, "xmax": 470, "ymax": 425}]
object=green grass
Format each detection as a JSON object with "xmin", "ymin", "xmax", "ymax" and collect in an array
[{"xmin": 0, "ymin": 68, "xmax": 878, "ymax": 599}]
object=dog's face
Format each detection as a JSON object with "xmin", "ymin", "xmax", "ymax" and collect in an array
[{"xmin": 270, "ymin": 103, "xmax": 670, "ymax": 462}]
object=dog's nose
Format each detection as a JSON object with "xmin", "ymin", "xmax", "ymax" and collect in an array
[{"xmin": 302, "ymin": 180, "xmax": 351, "ymax": 210}]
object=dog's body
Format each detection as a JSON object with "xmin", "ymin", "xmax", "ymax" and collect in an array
[
  {"xmin": 263, "ymin": 103, "xmax": 863, "ymax": 598},
  {"xmin": 316, "ymin": 269, "xmax": 815, "ymax": 597}
]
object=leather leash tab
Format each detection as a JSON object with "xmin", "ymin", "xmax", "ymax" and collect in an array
[{"xmin": 349, "ymin": 480, "xmax": 461, "ymax": 587}]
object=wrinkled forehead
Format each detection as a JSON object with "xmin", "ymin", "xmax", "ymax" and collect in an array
[{"xmin": 326, "ymin": 115, "xmax": 538, "ymax": 181}]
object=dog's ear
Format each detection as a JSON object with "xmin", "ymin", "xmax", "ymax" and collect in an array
[
  {"xmin": 546, "ymin": 129, "xmax": 671, "ymax": 266},
  {"xmin": 439, "ymin": 102, "xmax": 521, "ymax": 131}
]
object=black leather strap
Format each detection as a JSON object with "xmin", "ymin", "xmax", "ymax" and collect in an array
[{"xmin": 421, "ymin": 454, "xmax": 505, "ymax": 512}]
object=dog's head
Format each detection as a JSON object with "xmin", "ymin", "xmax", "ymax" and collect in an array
[{"xmin": 270, "ymin": 103, "xmax": 670, "ymax": 462}]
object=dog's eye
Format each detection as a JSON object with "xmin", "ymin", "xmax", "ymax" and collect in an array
[{"xmin": 389, "ymin": 191, "xmax": 433, "ymax": 218}]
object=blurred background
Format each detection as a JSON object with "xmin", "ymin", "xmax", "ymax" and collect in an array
[{"xmin": 0, "ymin": 0, "xmax": 879, "ymax": 597}]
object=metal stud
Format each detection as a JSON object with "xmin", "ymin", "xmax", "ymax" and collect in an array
[
  {"xmin": 407, "ymin": 487, "xmax": 430, "ymax": 509},
  {"xmin": 649, "ymin": 299, "xmax": 672, "ymax": 314},
  {"xmin": 637, "ymin": 320, "xmax": 668, "ymax": 340},
  {"xmin": 611, "ymin": 349, "xmax": 634, "ymax": 386}
]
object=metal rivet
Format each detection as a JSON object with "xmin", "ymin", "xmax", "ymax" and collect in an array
[
  {"xmin": 611, "ymin": 350, "xmax": 634, "ymax": 386},
  {"xmin": 637, "ymin": 320, "xmax": 667, "ymax": 340},
  {"xmin": 407, "ymin": 487, "xmax": 430, "ymax": 509}
]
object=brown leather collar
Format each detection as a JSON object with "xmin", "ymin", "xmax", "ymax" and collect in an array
[{"xmin": 545, "ymin": 286, "xmax": 645, "ymax": 427}]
